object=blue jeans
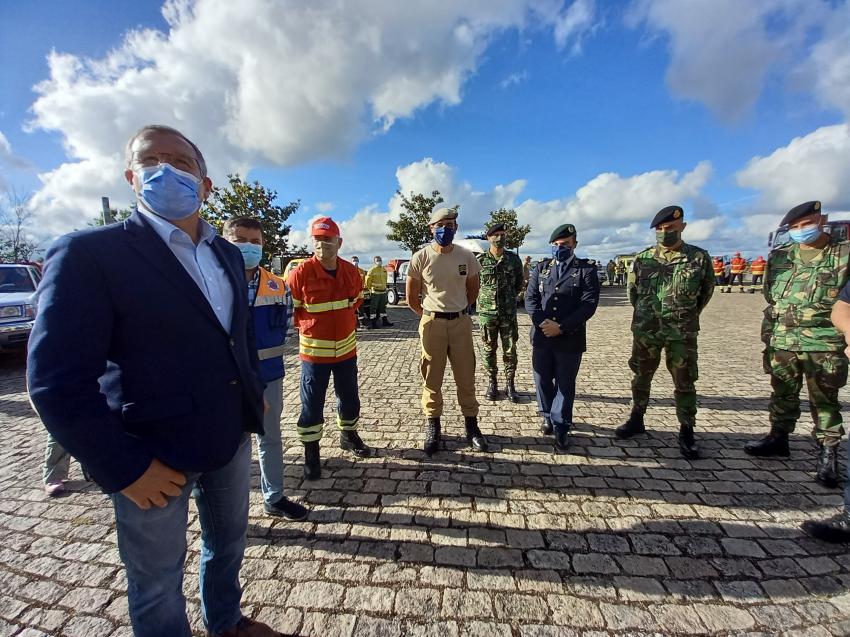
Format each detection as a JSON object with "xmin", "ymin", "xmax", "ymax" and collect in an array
[
  {"xmin": 533, "ymin": 348, "xmax": 583, "ymax": 430},
  {"xmin": 297, "ymin": 357, "xmax": 360, "ymax": 443},
  {"xmin": 110, "ymin": 435, "xmax": 251, "ymax": 637},
  {"xmin": 256, "ymin": 377, "xmax": 284, "ymax": 504}
]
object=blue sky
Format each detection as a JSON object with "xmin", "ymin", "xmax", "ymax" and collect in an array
[{"xmin": 1, "ymin": 0, "xmax": 849, "ymax": 260}]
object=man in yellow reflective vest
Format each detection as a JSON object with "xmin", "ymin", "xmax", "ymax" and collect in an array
[
  {"xmin": 287, "ymin": 217, "xmax": 372, "ymax": 480},
  {"xmin": 365, "ymin": 255, "xmax": 393, "ymax": 329}
]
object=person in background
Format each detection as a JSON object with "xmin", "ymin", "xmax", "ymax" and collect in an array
[
  {"xmin": 727, "ymin": 252, "xmax": 747, "ymax": 293},
  {"xmin": 223, "ymin": 216, "xmax": 309, "ymax": 521},
  {"xmin": 712, "ymin": 256, "xmax": 725, "ymax": 287},
  {"xmin": 606, "ymin": 259, "xmax": 617, "ymax": 287},
  {"xmin": 42, "ymin": 434, "xmax": 91, "ymax": 496},
  {"xmin": 750, "ymin": 255, "xmax": 766, "ymax": 293},
  {"xmin": 365, "ymin": 255, "xmax": 392, "ymax": 329},
  {"xmin": 352, "ymin": 256, "xmax": 370, "ymax": 330}
]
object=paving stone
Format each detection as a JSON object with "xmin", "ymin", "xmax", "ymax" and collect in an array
[
  {"xmin": 344, "ymin": 586, "xmax": 395, "ymax": 613},
  {"xmin": 394, "ymin": 588, "xmax": 441, "ymax": 618},
  {"xmin": 287, "ymin": 581, "xmax": 345, "ymax": 609},
  {"xmin": 694, "ymin": 604, "xmax": 756, "ymax": 632}
]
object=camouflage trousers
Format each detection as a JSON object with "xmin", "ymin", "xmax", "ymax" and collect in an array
[
  {"xmin": 479, "ymin": 313, "xmax": 518, "ymax": 378},
  {"xmin": 629, "ymin": 330, "xmax": 699, "ymax": 424},
  {"xmin": 764, "ymin": 347, "xmax": 848, "ymax": 443}
]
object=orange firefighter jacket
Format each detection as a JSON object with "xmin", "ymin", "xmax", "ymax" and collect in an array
[
  {"xmin": 730, "ymin": 257, "xmax": 747, "ymax": 275},
  {"xmin": 287, "ymin": 256, "xmax": 362, "ymax": 364}
]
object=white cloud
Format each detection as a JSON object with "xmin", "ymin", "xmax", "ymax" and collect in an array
[
  {"xmin": 314, "ymin": 201, "xmax": 335, "ymax": 214},
  {"xmin": 499, "ymin": 71, "xmax": 529, "ymax": 89},
  {"xmin": 802, "ymin": 3, "xmax": 850, "ymax": 118},
  {"xmin": 553, "ymin": 0, "xmax": 597, "ymax": 54},
  {"xmin": 736, "ymin": 124, "xmax": 850, "ymax": 213},
  {"xmin": 626, "ymin": 0, "xmax": 830, "ymax": 120},
  {"xmin": 25, "ymin": 0, "xmax": 599, "ymax": 238},
  {"xmin": 290, "ymin": 157, "xmax": 723, "ymax": 261},
  {"xmin": 0, "ymin": 131, "xmax": 33, "ymax": 190}
]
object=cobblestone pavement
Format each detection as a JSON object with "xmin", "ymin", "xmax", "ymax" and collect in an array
[{"xmin": 2, "ymin": 287, "xmax": 850, "ymax": 637}]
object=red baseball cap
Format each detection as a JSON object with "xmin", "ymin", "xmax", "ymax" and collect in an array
[{"xmin": 311, "ymin": 216, "xmax": 340, "ymax": 238}]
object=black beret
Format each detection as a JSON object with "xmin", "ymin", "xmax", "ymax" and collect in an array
[
  {"xmin": 549, "ymin": 223, "xmax": 576, "ymax": 243},
  {"xmin": 485, "ymin": 223, "xmax": 506, "ymax": 236},
  {"xmin": 649, "ymin": 205, "xmax": 684, "ymax": 228},
  {"xmin": 779, "ymin": 201, "xmax": 821, "ymax": 227}
]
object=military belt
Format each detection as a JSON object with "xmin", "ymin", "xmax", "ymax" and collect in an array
[{"xmin": 423, "ymin": 309, "xmax": 468, "ymax": 320}]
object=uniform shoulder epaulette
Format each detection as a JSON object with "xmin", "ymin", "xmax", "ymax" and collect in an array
[{"xmin": 582, "ymin": 258, "xmax": 596, "ymax": 266}]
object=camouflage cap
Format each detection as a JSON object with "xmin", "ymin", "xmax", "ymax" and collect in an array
[
  {"xmin": 549, "ymin": 224, "xmax": 576, "ymax": 243},
  {"xmin": 428, "ymin": 207, "xmax": 458, "ymax": 225},
  {"xmin": 650, "ymin": 205, "xmax": 684, "ymax": 228},
  {"xmin": 485, "ymin": 222, "xmax": 506, "ymax": 236},
  {"xmin": 779, "ymin": 201, "xmax": 821, "ymax": 227}
]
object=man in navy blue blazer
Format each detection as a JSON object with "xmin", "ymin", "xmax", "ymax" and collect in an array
[{"xmin": 27, "ymin": 126, "xmax": 286, "ymax": 637}]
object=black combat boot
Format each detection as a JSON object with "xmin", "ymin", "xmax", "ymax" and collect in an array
[
  {"xmin": 369, "ymin": 317, "xmax": 379, "ymax": 329},
  {"xmin": 505, "ymin": 375, "xmax": 520, "ymax": 403},
  {"xmin": 381, "ymin": 315, "xmax": 393, "ymax": 327},
  {"xmin": 801, "ymin": 511, "xmax": 850, "ymax": 543},
  {"xmin": 303, "ymin": 441, "xmax": 322, "ymax": 481},
  {"xmin": 485, "ymin": 376, "xmax": 499, "ymax": 401},
  {"xmin": 815, "ymin": 441, "xmax": 840, "ymax": 488},
  {"xmin": 424, "ymin": 417, "xmax": 441, "ymax": 456},
  {"xmin": 339, "ymin": 429, "xmax": 372, "ymax": 458},
  {"xmin": 744, "ymin": 430, "xmax": 790, "ymax": 457},
  {"xmin": 554, "ymin": 425, "xmax": 570, "ymax": 453},
  {"xmin": 678, "ymin": 424, "xmax": 699, "ymax": 459},
  {"xmin": 615, "ymin": 412, "xmax": 646, "ymax": 439},
  {"xmin": 465, "ymin": 416, "xmax": 489, "ymax": 451},
  {"xmin": 540, "ymin": 417, "xmax": 553, "ymax": 435}
]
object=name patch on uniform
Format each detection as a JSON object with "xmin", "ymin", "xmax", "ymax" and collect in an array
[{"xmin": 459, "ymin": 264, "xmax": 468, "ymax": 276}]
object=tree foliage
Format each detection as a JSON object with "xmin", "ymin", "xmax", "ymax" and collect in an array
[
  {"xmin": 485, "ymin": 207, "xmax": 531, "ymax": 250},
  {"xmin": 202, "ymin": 174, "xmax": 299, "ymax": 261},
  {"xmin": 0, "ymin": 190, "xmax": 42, "ymax": 262},
  {"xmin": 89, "ymin": 206, "xmax": 134, "ymax": 227},
  {"xmin": 386, "ymin": 189, "xmax": 449, "ymax": 254}
]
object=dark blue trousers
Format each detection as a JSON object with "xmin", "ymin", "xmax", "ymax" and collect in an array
[
  {"xmin": 533, "ymin": 348, "xmax": 583, "ymax": 431},
  {"xmin": 297, "ymin": 356, "xmax": 360, "ymax": 443}
]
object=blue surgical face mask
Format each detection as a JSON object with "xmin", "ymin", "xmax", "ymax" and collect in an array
[
  {"xmin": 235, "ymin": 242, "xmax": 262, "ymax": 269},
  {"xmin": 136, "ymin": 163, "xmax": 202, "ymax": 221},
  {"xmin": 789, "ymin": 224, "xmax": 821, "ymax": 245},
  {"xmin": 551, "ymin": 245, "xmax": 573, "ymax": 262},
  {"xmin": 434, "ymin": 225, "xmax": 456, "ymax": 247}
]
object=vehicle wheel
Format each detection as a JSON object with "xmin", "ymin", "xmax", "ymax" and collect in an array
[{"xmin": 387, "ymin": 289, "xmax": 398, "ymax": 305}]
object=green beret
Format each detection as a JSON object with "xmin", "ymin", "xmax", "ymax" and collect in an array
[
  {"xmin": 650, "ymin": 205, "xmax": 684, "ymax": 228},
  {"xmin": 549, "ymin": 224, "xmax": 576, "ymax": 243}
]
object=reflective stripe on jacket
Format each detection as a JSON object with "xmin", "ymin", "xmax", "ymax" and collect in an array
[
  {"xmin": 751, "ymin": 259, "xmax": 766, "ymax": 275},
  {"xmin": 712, "ymin": 260, "xmax": 724, "ymax": 276},
  {"xmin": 731, "ymin": 257, "xmax": 747, "ymax": 274},
  {"xmin": 287, "ymin": 256, "xmax": 362, "ymax": 363},
  {"xmin": 252, "ymin": 267, "xmax": 291, "ymax": 383}
]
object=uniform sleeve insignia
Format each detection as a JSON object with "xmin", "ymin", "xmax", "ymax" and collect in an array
[
  {"xmin": 828, "ymin": 288, "xmax": 838, "ymax": 298},
  {"xmin": 267, "ymin": 280, "xmax": 279, "ymax": 290}
]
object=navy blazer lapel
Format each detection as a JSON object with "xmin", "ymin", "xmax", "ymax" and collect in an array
[{"xmin": 123, "ymin": 212, "xmax": 227, "ymax": 334}]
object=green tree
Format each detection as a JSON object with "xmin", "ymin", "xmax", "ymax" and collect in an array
[
  {"xmin": 202, "ymin": 174, "xmax": 299, "ymax": 262},
  {"xmin": 386, "ymin": 190, "xmax": 449, "ymax": 254},
  {"xmin": 0, "ymin": 189, "xmax": 42, "ymax": 262},
  {"xmin": 485, "ymin": 207, "xmax": 531, "ymax": 250},
  {"xmin": 89, "ymin": 206, "xmax": 134, "ymax": 227}
]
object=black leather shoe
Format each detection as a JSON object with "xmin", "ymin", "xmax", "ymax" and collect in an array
[
  {"xmin": 424, "ymin": 417, "xmax": 441, "ymax": 455},
  {"xmin": 464, "ymin": 416, "xmax": 489, "ymax": 452},
  {"xmin": 485, "ymin": 378, "xmax": 499, "ymax": 401},
  {"xmin": 264, "ymin": 496, "xmax": 309, "ymax": 521},
  {"xmin": 615, "ymin": 412, "xmax": 645, "ymax": 439},
  {"xmin": 816, "ymin": 442, "xmax": 840, "ymax": 488},
  {"xmin": 369, "ymin": 318, "xmax": 379, "ymax": 330},
  {"xmin": 744, "ymin": 430, "xmax": 790, "ymax": 457},
  {"xmin": 339, "ymin": 430, "xmax": 372, "ymax": 458},
  {"xmin": 678, "ymin": 424, "xmax": 699, "ymax": 459},
  {"xmin": 303, "ymin": 441, "xmax": 322, "ymax": 481},
  {"xmin": 802, "ymin": 511, "xmax": 850, "ymax": 543},
  {"xmin": 540, "ymin": 417, "xmax": 553, "ymax": 435},
  {"xmin": 505, "ymin": 378, "xmax": 520, "ymax": 404},
  {"xmin": 381, "ymin": 316, "xmax": 393, "ymax": 327},
  {"xmin": 554, "ymin": 426, "xmax": 569, "ymax": 453}
]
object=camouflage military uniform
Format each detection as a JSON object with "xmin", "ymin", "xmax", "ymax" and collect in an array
[
  {"xmin": 628, "ymin": 243, "xmax": 715, "ymax": 424},
  {"xmin": 762, "ymin": 237, "xmax": 850, "ymax": 443},
  {"xmin": 477, "ymin": 249, "xmax": 523, "ymax": 379}
]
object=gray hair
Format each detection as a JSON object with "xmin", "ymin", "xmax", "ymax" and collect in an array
[{"xmin": 124, "ymin": 125, "xmax": 207, "ymax": 177}]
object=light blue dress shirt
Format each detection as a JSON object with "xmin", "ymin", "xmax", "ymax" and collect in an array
[{"xmin": 139, "ymin": 209, "xmax": 234, "ymax": 333}]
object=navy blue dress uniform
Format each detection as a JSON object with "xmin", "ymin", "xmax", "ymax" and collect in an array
[{"xmin": 525, "ymin": 224, "xmax": 601, "ymax": 451}]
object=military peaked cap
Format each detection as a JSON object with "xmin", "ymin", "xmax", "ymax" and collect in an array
[
  {"xmin": 649, "ymin": 205, "xmax": 684, "ymax": 228},
  {"xmin": 779, "ymin": 201, "xmax": 821, "ymax": 227},
  {"xmin": 549, "ymin": 224, "xmax": 576, "ymax": 243},
  {"xmin": 485, "ymin": 223, "xmax": 506, "ymax": 236}
]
